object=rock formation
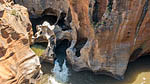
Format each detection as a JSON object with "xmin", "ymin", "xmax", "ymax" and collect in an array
[
  {"xmin": 14, "ymin": 0, "xmax": 69, "ymax": 25},
  {"xmin": 33, "ymin": 21, "xmax": 72, "ymax": 63},
  {"xmin": 33, "ymin": 21, "xmax": 57, "ymax": 63},
  {"xmin": 0, "ymin": 1, "xmax": 41, "ymax": 84},
  {"xmin": 15, "ymin": 0, "xmax": 150, "ymax": 79},
  {"xmin": 67, "ymin": 0, "xmax": 150, "ymax": 79}
]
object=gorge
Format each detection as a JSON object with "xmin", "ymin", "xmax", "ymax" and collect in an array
[{"xmin": 0, "ymin": 0, "xmax": 150, "ymax": 84}]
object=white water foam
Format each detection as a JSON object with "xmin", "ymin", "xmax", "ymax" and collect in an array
[{"xmin": 49, "ymin": 59, "xmax": 70, "ymax": 84}]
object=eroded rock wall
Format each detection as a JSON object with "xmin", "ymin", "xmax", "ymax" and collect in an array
[
  {"xmin": 67, "ymin": 0, "xmax": 150, "ymax": 79},
  {"xmin": 15, "ymin": 0, "xmax": 150, "ymax": 79},
  {"xmin": 15, "ymin": 0, "xmax": 69, "ymax": 19},
  {"xmin": 0, "ymin": 1, "xmax": 41, "ymax": 83}
]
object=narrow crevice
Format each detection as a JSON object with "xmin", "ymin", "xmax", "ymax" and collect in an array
[
  {"xmin": 134, "ymin": 0, "xmax": 149, "ymax": 45},
  {"xmin": 92, "ymin": 0, "xmax": 99, "ymax": 23},
  {"xmin": 74, "ymin": 38, "xmax": 88, "ymax": 57},
  {"xmin": 92, "ymin": 0, "xmax": 112, "ymax": 27},
  {"xmin": 92, "ymin": 0, "xmax": 108, "ymax": 23},
  {"xmin": 107, "ymin": 0, "xmax": 113, "ymax": 13},
  {"xmin": 55, "ymin": 39, "xmax": 71, "ymax": 66},
  {"xmin": 57, "ymin": 13, "xmax": 71, "ymax": 31}
]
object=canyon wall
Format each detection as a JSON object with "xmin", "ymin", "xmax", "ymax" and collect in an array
[
  {"xmin": 15, "ymin": 0, "xmax": 150, "ymax": 79},
  {"xmin": 67, "ymin": 0, "xmax": 150, "ymax": 79},
  {"xmin": 0, "ymin": 1, "xmax": 41, "ymax": 83}
]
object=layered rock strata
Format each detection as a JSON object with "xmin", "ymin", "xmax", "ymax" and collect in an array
[
  {"xmin": 15, "ymin": 0, "xmax": 150, "ymax": 79},
  {"xmin": 0, "ymin": 1, "xmax": 41, "ymax": 83}
]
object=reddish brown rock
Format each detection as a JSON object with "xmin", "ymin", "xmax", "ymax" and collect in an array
[
  {"xmin": 92, "ymin": 0, "xmax": 108, "ymax": 22},
  {"xmin": 0, "ymin": 1, "xmax": 41, "ymax": 84},
  {"xmin": 15, "ymin": 0, "xmax": 150, "ymax": 79},
  {"xmin": 66, "ymin": 0, "xmax": 150, "ymax": 79}
]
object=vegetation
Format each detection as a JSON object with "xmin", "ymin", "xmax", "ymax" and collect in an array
[{"xmin": 31, "ymin": 44, "xmax": 46, "ymax": 56}]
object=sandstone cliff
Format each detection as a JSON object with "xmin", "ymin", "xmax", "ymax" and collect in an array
[
  {"xmin": 0, "ymin": 1, "xmax": 41, "ymax": 83},
  {"xmin": 15, "ymin": 0, "xmax": 150, "ymax": 79}
]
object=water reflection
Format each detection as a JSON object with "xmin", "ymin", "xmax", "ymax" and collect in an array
[{"xmin": 40, "ymin": 55, "xmax": 150, "ymax": 84}]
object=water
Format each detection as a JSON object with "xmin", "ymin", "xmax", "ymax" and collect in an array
[
  {"xmin": 37, "ymin": 55, "xmax": 150, "ymax": 84},
  {"xmin": 31, "ymin": 44, "xmax": 47, "ymax": 56},
  {"xmin": 38, "ymin": 61, "xmax": 70, "ymax": 84},
  {"xmin": 51, "ymin": 59, "xmax": 70, "ymax": 83},
  {"xmin": 31, "ymin": 45, "xmax": 150, "ymax": 84}
]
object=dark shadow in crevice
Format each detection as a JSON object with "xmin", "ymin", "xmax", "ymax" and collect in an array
[
  {"xmin": 31, "ymin": 42, "xmax": 48, "ymax": 48},
  {"xmin": 92, "ymin": 0, "xmax": 109, "ymax": 25},
  {"xmin": 55, "ymin": 39, "xmax": 71, "ymax": 66},
  {"xmin": 129, "ymin": 48, "xmax": 143, "ymax": 62},
  {"xmin": 107, "ymin": 0, "xmax": 113, "ymax": 12},
  {"xmin": 92, "ymin": 0, "xmax": 99, "ymax": 23},
  {"xmin": 30, "ymin": 15, "xmax": 57, "ymax": 34},
  {"xmin": 75, "ymin": 38, "xmax": 88, "ymax": 57},
  {"xmin": 57, "ymin": 13, "xmax": 71, "ymax": 31}
]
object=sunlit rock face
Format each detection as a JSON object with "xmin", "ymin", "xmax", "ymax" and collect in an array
[
  {"xmin": 15, "ymin": 0, "xmax": 150, "ymax": 79},
  {"xmin": 67, "ymin": 0, "xmax": 150, "ymax": 79},
  {"xmin": 0, "ymin": 1, "xmax": 41, "ymax": 84}
]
